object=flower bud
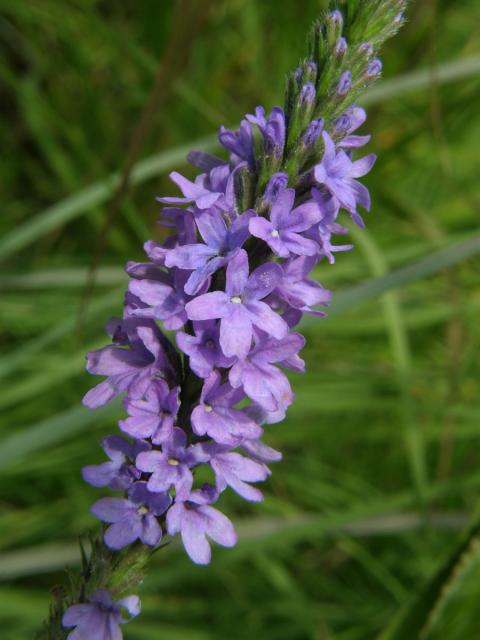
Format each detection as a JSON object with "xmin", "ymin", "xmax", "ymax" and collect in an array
[
  {"xmin": 336, "ymin": 70, "xmax": 351, "ymax": 97},
  {"xmin": 334, "ymin": 37, "xmax": 347, "ymax": 60},
  {"xmin": 299, "ymin": 82, "xmax": 316, "ymax": 108},
  {"xmin": 365, "ymin": 58, "xmax": 382, "ymax": 78},
  {"xmin": 357, "ymin": 42, "xmax": 374, "ymax": 59},
  {"xmin": 302, "ymin": 118, "xmax": 324, "ymax": 148},
  {"xmin": 262, "ymin": 172, "xmax": 289, "ymax": 206}
]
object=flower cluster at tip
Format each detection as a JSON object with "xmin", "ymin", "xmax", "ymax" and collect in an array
[{"xmin": 79, "ymin": 7, "xmax": 387, "ymax": 577}]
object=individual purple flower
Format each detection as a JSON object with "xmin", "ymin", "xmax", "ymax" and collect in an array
[
  {"xmin": 165, "ymin": 210, "xmax": 255, "ymax": 295},
  {"xmin": 249, "ymin": 188, "xmax": 321, "ymax": 258},
  {"xmin": 247, "ymin": 106, "xmax": 286, "ymax": 159},
  {"xmin": 62, "ymin": 589, "xmax": 140, "ymax": 640},
  {"xmin": 128, "ymin": 268, "xmax": 199, "ymax": 330},
  {"xmin": 158, "ymin": 165, "xmax": 230, "ymax": 210},
  {"xmin": 308, "ymin": 188, "xmax": 353, "ymax": 263},
  {"xmin": 83, "ymin": 318, "xmax": 173, "ymax": 409},
  {"xmin": 82, "ymin": 435, "xmax": 150, "ymax": 491},
  {"xmin": 219, "ymin": 119, "xmax": 255, "ymax": 167},
  {"xmin": 119, "ymin": 381, "xmax": 179, "ymax": 444},
  {"xmin": 91, "ymin": 482, "xmax": 170, "ymax": 550},
  {"xmin": 176, "ymin": 320, "xmax": 234, "ymax": 378},
  {"xmin": 335, "ymin": 105, "xmax": 371, "ymax": 149},
  {"xmin": 166, "ymin": 486, "xmax": 237, "ymax": 565},
  {"xmin": 274, "ymin": 255, "xmax": 332, "ymax": 315},
  {"xmin": 209, "ymin": 448, "xmax": 270, "ymax": 502},
  {"xmin": 136, "ymin": 428, "xmax": 207, "ymax": 499},
  {"xmin": 314, "ymin": 131, "xmax": 376, "ymax": 226},
  {"xmin": 229, "ymin": 332, "xmax": 305, "ymax": 418},
  {"xmin": 185, "ymin": 249, "xmax": 288, "ymax": 358},
  {"xmin": 191, "ymin": 371, "xmax": 262, "ymax": 445}
]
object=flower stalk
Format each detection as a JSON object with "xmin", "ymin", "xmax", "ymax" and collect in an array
[{"xmin": 37, "ymin": 2, "xmax": 407, "ymax": 638}]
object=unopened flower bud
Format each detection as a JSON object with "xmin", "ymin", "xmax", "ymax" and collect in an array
[
  {"xmin": 334, "ymin": 37, "xmax": 347, "ymax": 60},
  {"xmin": 336, "ymin": 70, "xmax": 351, "ymax": 96},
  {"xmin": 365, "ymin": 58, "xmax": 382, "ymax": 78},
  {"xmin": 327, "ymin": 10, "xmax": 343, "ymax": 30},
  {"xmin": 357, "ymin": 42, "xmax": 374, "ymax": 59},
  {"xmin": 302, "ymin": 118, "xmax": 324, "ymax": 147},
  {"xmin": 299, "ymin": 82, "xmax": 316, "ymax": 107},
  {"xmin": 262, "ymin": 172, "xmax": 289, "ymax": 205}
]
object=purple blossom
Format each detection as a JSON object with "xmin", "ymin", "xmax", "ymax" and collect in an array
[
  {"xmin": 247, "ymin": 106, "xmax": 286, "ymax": 159},
  {"xmin": 82, "ymin": 435, "xmax": 150, "ymax": 491},
  {"xmin": 91, "ymin": 482, "xmax": 170, "ymax": 550},
  {"xmin": 229, "ymin": 332, "xmax": 305, "ymax": 418},
  {"xmin": 62, "ymin": 589, "xmax": 140, "ymax": 640},
  {"xmin": 166, "ymin": 486, "xmax": 237, "ymax": 565},
  {"xmin": 314, "ymin": 131, "xmax": 376, "ymax": 226},
  {"xmin": 83, "ymin": 318, "xmax": 173, "ymax": 409},
  {"xmin": 191, "ymin": 371, "xmax": 263, "ymax": 445},
  {"xmin": 274, "ymin": 256, "xmax": 332, "ymax": 315},
  {"xmin": 185, "ymin": 249, "xmax": 288, "ymax": 358},
  {"xmin": 119, "ymin": 381, "xmax": 179, "ymax": 444},
  {"xmin": 308, "ymin": 188, "xmax": 353, "ymax": 263},
  {"xmin": 335, "ymin": 105, "xmax": 371, "ymax": 149},
  {"xmin": 219, "ymin": 119, "xmax": 255, "ymax": 167},
  {"xmin": 128, "ymin": 268, "xmax": 199, "ymax": 330},
  {"xmin": 249, "ymin": 188, "xmax": 321, "ymax": 258},
  {"xmin": 136, "ymin": 428, "xmax": 207, "ymax": 499},
  {"xmin": 210, "ymin": 449, "xmax": 270, "ymax": 502},
  {"xmin": 158, "ymin": 165, "xmax": 231, "ymax": 210},
  {"xmin": 176, "ymin": 320, "xmax": 233, "ymax": 378},
  {"xmin": 165, "ymin": 210, "xmax": 254, "ymax": 295}
]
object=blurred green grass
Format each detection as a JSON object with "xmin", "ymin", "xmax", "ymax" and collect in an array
[{"xmin": 1, "ymin": 0, "xmax": 480, "ymax": 638}]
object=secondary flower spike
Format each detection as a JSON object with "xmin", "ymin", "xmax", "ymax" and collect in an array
[{"xmin": 68, "ymin": 4, "xmax": 407, "ymax": 639}]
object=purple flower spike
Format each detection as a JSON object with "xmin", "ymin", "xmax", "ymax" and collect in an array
[
  {"xmin": 176, "ymin": 320, "xmax": 234, "ymax": 378},
  {"xmin": 91, "ymin": 482, "xmax": 171, "ymax": 550},
  {"xmin": 210, "ymin": 449, "xmax": 270, "ymax": 502},
  {"xmin": 166, "ymin": 487, "xmax": 237, "ymax": 565},
  {"xmin": 249, "ymin": 188, "xmax": 321, "ymax": 258},
  {"xmin": 185, "ymin": 249, "xmax": 288, "ymax": 358},
  {"xmin": 165, "ymin": 210, "xmax": 255, "ymax": 295},
  {"xmin": 314, "ymin": 131, "xmax": 376, "ymax": 226},
  {"xmin": 82, "ymin": 435, "xmax": 150, "ymax": 491},
  {"xmin": 119, "ymin": 381, "xmax": 179, "ymax": 444},
  {"xmin": 136, "ymin": 428, "xmax": 207, "ymax": 499},
  {"xmin": 62, "ymin": 589, "xmax": 140, "ymax": 640},
  {"xmin": 83, "ymin": 319, "xmax": 173, "ymax": 409},
  {"xmin": 191, "ymin": 371, "xmax": 263, "ymax": 445}
]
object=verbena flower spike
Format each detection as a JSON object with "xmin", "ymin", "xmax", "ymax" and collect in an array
[{"xmin": 36, "ymin": 2, "xmax": 407, "ymax": 638}]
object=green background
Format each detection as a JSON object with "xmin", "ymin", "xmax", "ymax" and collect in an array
[{"xmin": 1, "ymin": 1, "xmax": 480, "ymax": 638}]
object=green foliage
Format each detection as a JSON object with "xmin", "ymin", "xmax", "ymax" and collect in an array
[{"xmin": 1, "ymin": 0, "xmax": 480, "ymax": 639}]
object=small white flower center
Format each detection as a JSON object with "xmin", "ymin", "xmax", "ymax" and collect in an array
[
  {"xmin": 271, "ymin": 229, "xmax": 280, "ymax": 238},
  {"xmin": 231, "ymin": 296, "xmax": 242, "ymax": 304},
  {"xmin": 204, "ymin": 404, "xmax": 213, "ymax": 413},
  {"xmin": 137, "ymin": 505, "xmax": 149, "ymax": 515},
  {"xmin": 167, "ymin": 457, "xmax": 180, "ymax": 466}
]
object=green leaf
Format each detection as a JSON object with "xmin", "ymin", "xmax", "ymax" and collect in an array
[{"xmin": 378, "ymin": 515, "xmax": 480, "ymax": 639}]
